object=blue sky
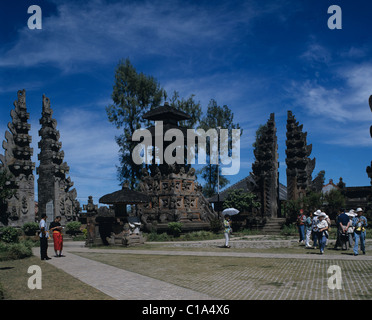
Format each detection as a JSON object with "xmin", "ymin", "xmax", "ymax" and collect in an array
[{"xmin": 1, "ymin": 0, "xmax": 371, "ymax": 207}]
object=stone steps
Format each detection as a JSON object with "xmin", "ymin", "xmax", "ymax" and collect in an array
[{"xmin": 262, "ymin": 218, "xmax": 286, "ymax": 235}]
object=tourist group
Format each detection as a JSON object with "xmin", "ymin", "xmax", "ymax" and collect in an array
[{"xmin": 297, "ymin": 208, "xmax": 368, "ymax": 255}]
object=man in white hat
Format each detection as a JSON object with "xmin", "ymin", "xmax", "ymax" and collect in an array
[
  {"xmin": 317, "ymin": 212, "xmax": 329, "ymax": 254},
  {"xmin": 311, "ymin": 210, "xmax": 321, "ymax": 249},
  {"xmin": 352, "ymin": 208, "xmax": 368, "ymax": 256}
]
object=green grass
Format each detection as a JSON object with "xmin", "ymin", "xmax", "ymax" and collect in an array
[{"xmin": 0, "ymin": 255, "xmax": 113, "ymax": 300}]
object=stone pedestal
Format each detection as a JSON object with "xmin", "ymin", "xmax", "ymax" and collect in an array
[{"xmin": 138, "ymin": 166, "xmax": 217, "ymax": 232}]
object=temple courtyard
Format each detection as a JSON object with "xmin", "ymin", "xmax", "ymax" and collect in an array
[{"xmin": 1, "ymin": 235, "xmax": 371, "ymax": 300}]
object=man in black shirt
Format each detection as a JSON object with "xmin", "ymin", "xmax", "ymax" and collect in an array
[
  {"xmin": 50, "ymin": 216, "xmax": 64, "ymax": 257},
  {"xmin": 338, "ymin": 209, "xmax": 350, "ymax": 250}
]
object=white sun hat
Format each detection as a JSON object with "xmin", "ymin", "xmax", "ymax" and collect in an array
[
  {"xmin": 318, "ymin": 212, "xmax": 326, "ymax": 217},
  {"xmin": 346, "ymin": 211, "xmax": 355, "ymax": 217}
]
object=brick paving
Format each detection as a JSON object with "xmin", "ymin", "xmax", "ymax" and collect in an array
[
  {"xmin": 32, "ymin": 238, "xmax": 372, "ymax": 300},
  {"xmin": 32, "ymin": 245, "xmax": 216, "ymax": 300}
]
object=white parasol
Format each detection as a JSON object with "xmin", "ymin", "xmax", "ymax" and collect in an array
[{"xmin": 222, "ymin": 208, "xmax": 239, "ymax": 216}]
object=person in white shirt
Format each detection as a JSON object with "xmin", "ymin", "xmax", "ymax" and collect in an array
[
  {"xmin": 317, "ymin": 212, "xmax": 329, "ymax": 254},
  {"xmin": 305, "ymin": 212, "xmax": 313, "ymax": 248},
  {"xmin": 312, "ymin": 210, "xmax": 321, "ymax": 249},
  {"xmin": 346, "ymin": 211, "xmax": 355, "ymax": 248},
  {"xmin": 39, "ymin": 214, "xmax": 51, "ymax": 260}
]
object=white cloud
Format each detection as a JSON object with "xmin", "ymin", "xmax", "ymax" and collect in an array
[
  {"xmin": 288, "ymin": 61, "xmax": 372, "ymax": 147},
  {"xmin": 26, "ymin": 104, "xmax": 121, "ymax": 201},
  {"xmin": 0, "ymin": 0, "xmax": 264, "ymax": 72},
  {"xmin": 324, "ymin": 126, "xmax": 372, "ymax": 147},
  {"xmin": 301, "ymin": 42, "xmax": 332, "ymax": 64},
  {"xmin": 290, "ymin": 62, "xmax": 372, "ymax": 123},
  {"xmin": 339, "ymin": 47, "xmax": 368, "ymax": 59},
  {"xmin": 56, "ymin": 107, "xmax": 120, "ymax": 175}
]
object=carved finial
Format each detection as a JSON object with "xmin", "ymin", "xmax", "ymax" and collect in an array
[{"xmin": 42, "ymin": 94, "xmax": 51, "ymax": 114}]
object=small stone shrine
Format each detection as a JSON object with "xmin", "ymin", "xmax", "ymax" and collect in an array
[
  {"xmin": 137, "ymin": 103, "xmax": 217, "ymax": 232},
  {"xmin": 37, "ymin": 94, "xmax": 80, "ymax": 223},
  {"xmin": 252, "ymin": 113, "xmax": 279, "ymax": 218},
  {"xmin": 285, "ymin": 111, "xmax": 316, "ymax": 201},
  {"xmin": 99, "ymin": 183, "xmax": 149, "ymax": 246},
  {"xmin": 0, "ymin": 89, "xmax": 35, "ymax": 226}
]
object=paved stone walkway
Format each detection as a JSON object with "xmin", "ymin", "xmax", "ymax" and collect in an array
[
  {"xmin": 32, "ymin": 244, "xmax": 216, "ymax": 300},
  {"xmin": 32, "ymin": 239, "xmax": 372, "ymax": 300}
]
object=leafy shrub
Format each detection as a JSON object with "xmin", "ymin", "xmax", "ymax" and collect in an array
[
  {"xmin": 0, "ymin": 226, "xmax": 19, "ymax": 243},
  {"xmin": 180, "ymin": 230, "xmax": 217, "ymax": 241},
  {"xmin": 145, "ymin": 230, "xmax": 220, "ymax": 242},
  {"xmin": 0, "ymin": 240, "xmax": 33, "ymax": 261},
  {"xmin": 0, "ymin": 241, "xmax": 7, "ymax": 252},
  {"xmin": 168, "ymin": 222, "xmax": 183, "ymax": 237},
  {"xmin": 72, "ymin": 229, "xmax": 87, "ymax": 241},
  {"xmin": 223, "ymin": 189, "xmax": 260, "ymax": 213},
  {"xmin": 66, "ymin": 221, "xmax": 82, "ymax": 236},
  {"xmin": 280, "ymin": 224, "xmax": 297, "ymax": 236},
  {"xmin": 210, "ymin": 218, "xmax": 222, "ymax": 232},
  {"xmin": 22, "ymin": 222, "xmax": 39, "ymax": 236},
  {"xmin": 145, "ymin": 232, "xmax": 172, "ymax": 242},
  {"xmin": 6, "ymin": 242, "xmax": 32, "ymax": 260}
]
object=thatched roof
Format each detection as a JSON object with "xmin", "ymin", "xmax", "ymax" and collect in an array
[
  {"xmin": 208, "ymin": 174, "xmax": 287, "ymax": 203},
  {"xmin": 99, "ymin": 186, "xmax": 150, "ymax": 204},
  {"xmin": 143, "ymin": 103, "xmax": 191, "ymax": 122}
]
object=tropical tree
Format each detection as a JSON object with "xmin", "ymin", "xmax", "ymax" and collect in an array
[
  {"xmin": 106, "ymin": 58, "xmax": 164, "ymax": 188},
  {"xmin": 223, "ymin": 189, "xmax": 260, "ymax": 213},
  {"xmin": 169, "ymin": 91, "xmax": 202, "ymax": 129},
  {"xmin": 323, "ymin": 188, "xmax": 346, "ymax": 219},
  {"xmin": 302, "ymin": 191, "xmax": 323, "ymax": 214},
  {"xmin": 283, "ymin": 191, "xmax": 323, "ymax": 223},
  {"xmin": 197, "ymin": 99, "xmax": 242, "ymax": 197}
]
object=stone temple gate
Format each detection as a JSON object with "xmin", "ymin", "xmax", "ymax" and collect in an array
[{"xmin": 0, "ymin": 90, "xmax": 80, "ymax": 226}]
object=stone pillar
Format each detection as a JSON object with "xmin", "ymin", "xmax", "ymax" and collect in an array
[
  {"xmin": 252, "ymin": 113, "xmax": 279, "ymax": 218},
  {"xmin": 0, "ymin": 89, "xmax": 35, "ymax": 226},
  {"xmin": 37, "ymin": 94, "xmax": 80, "ymax": 224},
  {"xmin": 285, "ymin": 111, "xmax": 315, "ymax": 201}
]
